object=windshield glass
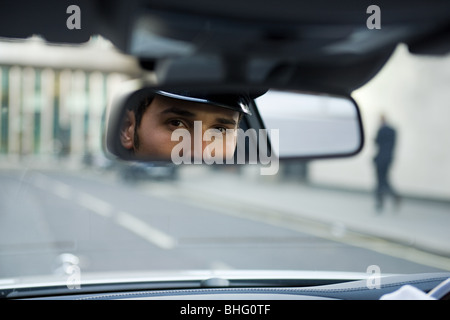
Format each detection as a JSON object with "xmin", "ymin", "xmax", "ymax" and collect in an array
[{"xmin": 1, "ymin": 38, "xmax": 449, "ymax": 288}]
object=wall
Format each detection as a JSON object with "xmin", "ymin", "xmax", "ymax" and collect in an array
[{"xmin": 309, "ymin": 44, "xmax": 450, "ymax": 200}]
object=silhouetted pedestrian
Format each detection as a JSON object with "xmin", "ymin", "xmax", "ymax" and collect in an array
[{"xmin": 373, "ymin": 115, "xmax": 401, "ymax": 212}]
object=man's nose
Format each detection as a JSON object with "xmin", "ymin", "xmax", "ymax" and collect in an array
[{"xmin": 191, "ymin": 127, "xmax": 213, "ymax": 158}]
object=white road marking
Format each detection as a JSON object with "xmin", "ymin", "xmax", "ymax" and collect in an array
[
  {"xmin": 115, "ymin": 211, "xmax": 177, "ymax": 250},
  {"xmin": 52, "ymin": 181, "xmax": 72, "ymax": 200},
  {"xmin": 32, "ymin": 173, "xmax": 72, "ymax": 200},
  {"xmin": 78, "ymin": 192, "xmax": 114, "ymax": 218},
  {"xmin": 31, "ymin": 173, "xmax": 176, "ymax": 249}
]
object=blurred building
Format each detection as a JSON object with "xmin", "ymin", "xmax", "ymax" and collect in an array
[{"xmin": 0, "ymin": 36, "xmax": 141, "ymax": 162}]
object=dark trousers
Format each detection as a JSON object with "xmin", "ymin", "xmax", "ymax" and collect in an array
[{"xmin": 375, "ymin": 162, "xmax": 399, "ymax": 210}]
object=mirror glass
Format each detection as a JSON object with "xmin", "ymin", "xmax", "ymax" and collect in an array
[
  {"xmin": 106, "ymin": 87, "xmax": 363, "ymax": 165},
  {"xmin": 255, "ymin": 90, "xmax": 363, "ymax": 158}
]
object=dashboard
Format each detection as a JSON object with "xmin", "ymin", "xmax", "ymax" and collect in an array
[{"xmin": 19, "ymin": 272, "xmax": 450, "ymax": 300}]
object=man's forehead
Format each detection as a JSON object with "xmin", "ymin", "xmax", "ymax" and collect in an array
[{"xmin": 153, "ymin": 94, "xmax": 239, "ymax": 118}]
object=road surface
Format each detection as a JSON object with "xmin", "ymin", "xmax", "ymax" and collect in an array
[{"xmin": 0, "ymin": 166, "xmax": 446, "ymax": 280}]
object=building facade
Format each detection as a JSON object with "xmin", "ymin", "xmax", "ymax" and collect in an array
[{"xmin": 0, "ymin": 37, "xmax": 140, "ymax": 163}]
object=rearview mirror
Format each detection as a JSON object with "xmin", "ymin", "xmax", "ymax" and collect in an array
[{"xmin": 105, "ymin": 84, "xmax": 364, "ymax": 174}]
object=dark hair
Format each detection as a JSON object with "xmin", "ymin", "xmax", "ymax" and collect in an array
[{"xmin": 127, "ymin": 95, "xmax": 154, "ymax": 151}]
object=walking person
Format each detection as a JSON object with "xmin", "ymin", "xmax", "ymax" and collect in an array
[{"xmin": 373, "ymin": 115, "xmax": 401, "ymax": 212}]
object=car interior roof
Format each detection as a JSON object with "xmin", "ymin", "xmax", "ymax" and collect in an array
[{"xmin": 0, "ymin": 0, "xmax": 449, "ymax": 93}]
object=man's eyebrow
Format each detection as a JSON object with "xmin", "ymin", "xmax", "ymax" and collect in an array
[
  {"xmin": 160, "ymin": 107, "xmax": 196, "ymax": 117},
  {"xmin": 161, "ymin": 106, "xmax": 238, "ymax": 125},
  {"xmin": 216, "ymin": 117, "xmax": 237, "ymax": 126}
]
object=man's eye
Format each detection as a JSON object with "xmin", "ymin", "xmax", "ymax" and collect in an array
[
  {"xmin": 168, "ymin": 120, "xmax": 186, "ymax": 128},
  {"xmin": 215, "ymin": 127, "xmax": 228, "ymax": 133}
]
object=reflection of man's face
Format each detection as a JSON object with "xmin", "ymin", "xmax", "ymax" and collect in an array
[{"xmin": 121, "ymin": 94, "xmax": 240, "ymax": 160}]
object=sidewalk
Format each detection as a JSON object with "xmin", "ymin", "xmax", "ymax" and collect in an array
[{"xmin": 173, "ymin": 166, "xmax": 450, "ymax": 260}]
